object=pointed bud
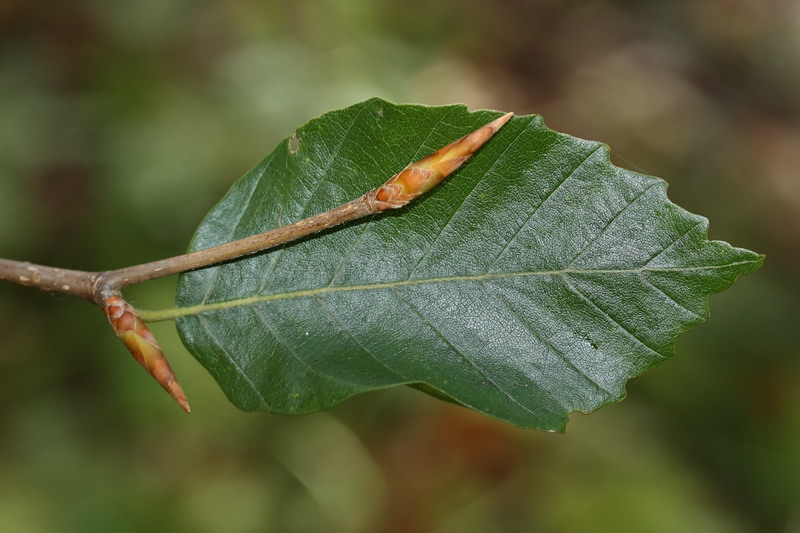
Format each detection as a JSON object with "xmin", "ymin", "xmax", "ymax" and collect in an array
[
  {"xmin": 369, "ymin": 111, "xmax": 513, "ymax": 210},
  {"xmin": 104, "ymin": 294, "xmax": 190, "ymax": 412}
]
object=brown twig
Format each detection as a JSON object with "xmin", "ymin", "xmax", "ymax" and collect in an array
[
  {"xmin": 95, "ymin": 197, "xmax": 376, "ymax": 296},
  {"xmin": 0, "ymin": 259, "xmax": 97, "ymax": 301},
  {"xmin": 0, "ymin": 111, "xmax": 513, "ymax": 411}
]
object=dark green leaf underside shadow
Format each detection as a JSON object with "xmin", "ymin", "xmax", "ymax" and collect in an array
[{"xmin": 172, "ymin": 98, "xmax": 762, "ymax": 431}]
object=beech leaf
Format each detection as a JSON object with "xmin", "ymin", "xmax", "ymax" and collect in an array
[{"xmin": 173, "ymin": 98, "xmax": 762, "ymax": 430}]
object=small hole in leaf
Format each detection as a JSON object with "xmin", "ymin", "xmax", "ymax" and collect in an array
[
  {"xmin": 288, "ymin": 134, "xmax": 301, "ymax": 154},
  {"xmin": 377, "ymin": 107, "xmax": 384, "ymax": 117}
]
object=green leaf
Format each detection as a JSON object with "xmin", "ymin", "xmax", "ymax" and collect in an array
[{"xmin": 172, "ymin": 98, "xmax": 762, "ymax": 431}]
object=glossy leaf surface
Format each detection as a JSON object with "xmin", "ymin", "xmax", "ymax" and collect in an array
[{"xmin": 174, "ymin": 99, "xmax": 762, "ymax": 430}]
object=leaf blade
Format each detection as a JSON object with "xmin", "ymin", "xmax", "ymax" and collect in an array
[{"xmin": 174, "ymin": 98, "xmax": 762, "ymax": 430}]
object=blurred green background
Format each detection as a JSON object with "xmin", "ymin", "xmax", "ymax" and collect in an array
[{"xmin": 0, "ymin": 1, "xmax": 796, "ymax": 532}]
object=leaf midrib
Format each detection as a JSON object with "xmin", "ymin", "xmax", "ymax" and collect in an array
[{"xmin": 146, "ymin": 259, "xmax": 759, "ymax": 322}]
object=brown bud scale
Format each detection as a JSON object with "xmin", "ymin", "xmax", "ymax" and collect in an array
[
  {"xmin": 104, "ymin": 294, "xmax": 190, "ymax": 412},
  {"xmin": 367, "ymin": 111, "xmax": 513, "ymax": 210}
]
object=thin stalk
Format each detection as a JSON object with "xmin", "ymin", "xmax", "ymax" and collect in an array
[{"xmin": 97, "ymin": 197, "xmax": 375, "ymax": 294}]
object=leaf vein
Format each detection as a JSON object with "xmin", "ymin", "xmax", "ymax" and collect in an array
[
  {"xmin": 257, "ymin": 104, "xmax": 371, "ymax": 294},
  {"xmin": 410, "ymin": 107, "xmax": 459, "ymax": 159},
  {"xmin": 405, "ymin": 116, "xmax": 534, "ymax": 280},
  {"xmin": 250, "ymin": 305, "xmax": 329, "ymax": 378},
  {"xmin": 200, "ymin": 160, "xmax": 272, "ymax": 305},
  {"xmin": 639, "ymin": 273, "xmax": 705, "ymax": 321},
  {"xmin": 486, "ymin": 143, "xmax": 603, "ymax": 274},
  {"xmin": 326, "ymin": 110, "xmax": 460, "ymax": 286},
  {"xmin": 564, "ymin": 179, "xmax": 661, "ymax": 269},
  {"xmin": 642, "ymin": 219, "xmax": 705, "ymax": 267},
  {"xmin": 563, "ymin": 275, "xmax": 667, "ymax": 360},
  {"xmin": 326, "ymin": 215, "xmax": 377, "ymax": 287},
  {"xmin": 197, "ymin": 314, "xmax": 268, "ymax": 406},
  {"xmin": 481, "ymin": 280, "xmax": 614, "ymax": 403},
  {"xmin": 148, "ymin": 259, "xmax": 763, "ymax": 322},
  {"xmin": 312, "ymin": 295, "xmax": 404, "ymax": 379},
  {"xmin": 389, "ymin": 286, "xmax": 540, "ymax": 417}
]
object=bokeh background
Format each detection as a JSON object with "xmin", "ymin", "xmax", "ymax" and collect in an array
[{"xmin": 0, "ymin": 1, "xmax": 796, "ymax": 532}]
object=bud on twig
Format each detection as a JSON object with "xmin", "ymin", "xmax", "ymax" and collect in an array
[
  {"xmin": 104, "ymin": 294, "xmax": 190, "ymax": 412},
  {"xmin": 368, "ymin": 112, "xmax": 513, "ymax": 210}
]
